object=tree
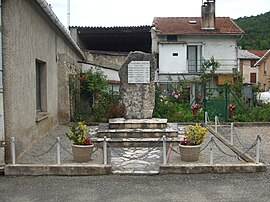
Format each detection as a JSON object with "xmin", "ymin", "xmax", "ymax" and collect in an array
[{"xmin": 260, "ymin": 40, "xmax": 269, "ymax": 49}]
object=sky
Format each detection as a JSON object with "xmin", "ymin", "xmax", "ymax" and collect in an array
[{"xmin": 46, "ymin": 0, "xmax": 270, "ymax": 28}]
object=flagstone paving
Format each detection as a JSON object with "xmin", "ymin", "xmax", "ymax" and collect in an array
[{"xmin": 110, "ymin": 147, "xmax": 162, "ymax": 174}]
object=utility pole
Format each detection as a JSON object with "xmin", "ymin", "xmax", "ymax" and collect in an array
[{"xmin": 67, "ymin": 0, "xmax": 70, "ymax": 28}]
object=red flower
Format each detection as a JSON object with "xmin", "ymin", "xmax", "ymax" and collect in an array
[
  {"xmin": 228, "ymin": 103, "xmax": 236, "ymax": 112},
  {"xmin": 85, "ymin": 136, "xmax": 91, "ymax": 145},
  {"xmin": 180, "ymin": 136, "xmax": 188, "ymax": 145},
  {"xmin": 191, "ymin": 104, "xmax": 200, "ymax": 110},
  {"xmin": 80, "ymin": 75, "xmax": 86, "ymax": 81}
]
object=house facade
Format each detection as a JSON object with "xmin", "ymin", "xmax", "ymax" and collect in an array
[
  {"xmin": 151, "ymin": 0, "xmax": 244, "ymax": 97},
  {"xmin": 2, "ymin": 0, "xmax": 85, "ymax": 163},
  {"xmin": 254, "ymin": 50, "xmax": 270, "ymax": 91},
  {"xmin": 238, "ymin": 49, "xmax": 260, "ymax": 84}
]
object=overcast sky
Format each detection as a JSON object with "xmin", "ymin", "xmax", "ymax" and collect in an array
[{"xmin": 46, "ymin": 0, "xmax": 270, "ymax": 28}]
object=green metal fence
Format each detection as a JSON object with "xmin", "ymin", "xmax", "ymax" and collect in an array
[{"xmin": 203, "ymin": 85, "xmax": 229, "ymax": 121}]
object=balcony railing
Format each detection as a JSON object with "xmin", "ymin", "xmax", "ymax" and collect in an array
[{"xmin": 187, "ymin": 59, "xmax": 238, "ymax": 73}]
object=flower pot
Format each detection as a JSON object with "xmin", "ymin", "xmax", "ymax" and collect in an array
[
  {"xmin": 179, "ymin": 144, "xmax": 201, "ymax": 162},
  {"xmin": 72, "ymin": 144, "xmax": 94, "ymax": 163}
]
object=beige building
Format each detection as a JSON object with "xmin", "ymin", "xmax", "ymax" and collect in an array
[
  {"xmin": 255, "ymin": 50, "xmax": 270, "ymax": 91},
  {"xmin": 2, "ymin": 0, "xmax": 85, "ymax": 163},
  {"xmin": 238, "ymin": 49, "xmax": 260, "ymax": 84}
]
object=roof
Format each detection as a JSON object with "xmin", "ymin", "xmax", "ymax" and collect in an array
[
  {"xmin": 35, "ymin": 0, "xmax": 85, "ymax": 59},
  {"xmin": 238, "ymin": 49, "xmax": 260, "ymax": 59},
  {"xmin": 254, "ymin": 50, "xmax": 270, "ymax": 66},
  {"xmin": 248, "ymin": 50, "xmax": 268, "ymax": 57},
  {"xmin": 70, "ymin": 26, "xmax": 151, "ymax": 53},
  {"xmin": 153, "ymin": 17, "xmax": 244, "ymax": 35}
]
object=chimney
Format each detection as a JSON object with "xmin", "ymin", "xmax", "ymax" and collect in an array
[{"xmin": 201, "ymin": 0, "xmax": 215, "ymax": 30}]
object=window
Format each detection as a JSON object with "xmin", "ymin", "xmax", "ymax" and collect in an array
[
  {"xmin": 250, "ymin": 73, "xmax": 256, "ymax": 83},
  {"xmin": 172, "ymin": 53, "xmax": 178, "ymax": 56},
  {"xmin": 264, "ymin": 62, "xmax": 267, "ymax": 74},
  {"xmin": 187, "ymin": 45, "xmax": 202, "ymax": 73},
  {"xmin": 250, "ymin": 59, "xmax": 257, "ymax": 67},
  {"xmin": 167, "ymin": 35, "xmax": 177, "ymax": 42},
  {"xmin": 36, "ymin": 60, "xmax": 47, "ymax": 112}
]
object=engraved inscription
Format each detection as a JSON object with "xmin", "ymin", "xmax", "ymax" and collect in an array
[{"xmin": 128, "ymin": 61, "xmax": 150, "ymax": 83}]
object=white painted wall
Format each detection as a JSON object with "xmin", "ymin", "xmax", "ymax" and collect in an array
[
  {"xmin": 156, "ymin": 35, "xmax": 238, "ymax": 76},
  {"xmin": 159, "ymin": 43, "xmax": 187, "ymax": 74}
]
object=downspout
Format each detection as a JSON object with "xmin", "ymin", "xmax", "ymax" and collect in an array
[{"xmin": 0, "ymin": 0, "xmax": 5, "ymax": 167}]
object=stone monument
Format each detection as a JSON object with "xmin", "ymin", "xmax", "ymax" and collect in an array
[{"xmin": 118, "ymin": 51, "xmax": 156, "ymax": 119}]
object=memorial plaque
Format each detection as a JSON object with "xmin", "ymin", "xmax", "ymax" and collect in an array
[{"xmin": 128, "ymin": 61, "xmax": 150, "ymax": 83}]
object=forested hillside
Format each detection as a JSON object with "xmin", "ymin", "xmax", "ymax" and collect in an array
[{"xmin": 235, "ymin": 11, "xmax": 270, "ymax": 50}]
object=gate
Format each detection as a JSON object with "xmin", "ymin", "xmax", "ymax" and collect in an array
[{"xmin": 203, "ymin": 85, "xmax": 229, "ymax": 121}]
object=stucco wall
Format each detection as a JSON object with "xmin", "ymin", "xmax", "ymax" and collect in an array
[
  {"xmin": 155, "ymin": 34, "xmax": 238, "ymax": 75},
  {"xmin": 2, "ymin": 0, "xmax": 82, "ymax": 162},
  {"xmin": 258, "ymin": 57, "xmax": 270, "ymax": 91},
  {"xmin": 240, "ymin": 60, "xmax": 258, "ymax": 84}
]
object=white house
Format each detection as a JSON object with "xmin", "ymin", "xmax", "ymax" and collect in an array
[{"xmin": 151, "ymin": 0, "xmax": 244, "ymax": 97}]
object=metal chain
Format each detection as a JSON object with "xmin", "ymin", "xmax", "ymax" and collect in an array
[
  {"xmin": 233, "ymin": 131, "xmax": 260, "ymax": 151},
  {"xmin": 218, "ymin": 127, "xmax": 231, "ymax": 135},
  {"xmin": 169, "ymin": 145, "xmax": 181, "ymax": 155},
  {"xmin": 59, "ymin": 141, "xmax": 104, "ymax": 155},
  {"xmin": 16, "ymin": 140, "xmax": 58, "ymax": 158},
  {"xmin": 92, "ymin": 142, "xmax": 104, "ymax": 154},
  {"xmin": 200, "ymin": 138, "xmax": 213, "ymax": 153},
  {"xmin": 58, "ymin": 142, "xmax": 72, "ymax": 155},
  {"xmin": 211, "ymin": 139, "xmax": 237, "ymax": 158}
]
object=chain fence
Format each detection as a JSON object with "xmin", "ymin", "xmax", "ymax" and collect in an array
[
  {"xmin": 10, "ymin": 118, "xmax": 262, "ymax": 167},
  {"xmin": 168, "ymin": 129, "xmax": 261, "ymax": 164},
  {"xmin": 12, "ymin": 136, "xmax": 105, "ymax": 165}
]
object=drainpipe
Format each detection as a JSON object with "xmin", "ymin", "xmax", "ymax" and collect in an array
[{"xmin": 0, "ymin": 0, "xmax": 5, "ymax": 166}]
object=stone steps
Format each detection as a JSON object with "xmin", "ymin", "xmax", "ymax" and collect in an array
[
  {"xmin": 109, "ymin": 118, "xmax": 168, "ymax": 129},
  {"xmin": 91, "ymin": 137, "xmax": 182, "ymax": 147},
  {"xmin": 97, "ymin": 122, "xmax": 181, "ymax": 139}
]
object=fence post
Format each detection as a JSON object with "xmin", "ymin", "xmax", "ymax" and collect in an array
[
  {"xmin": 230, "ymin": 123, "xmax": 234, "ymax": 145},
  {"xmin": 215, "ymin": 116, "xmax": 218, "ymax": 133},
  {"xmin": 103, "ymin": 136, "xmax": 107, "ymax": 165},
  {"xmin": 204, "ymin": 111, "xmax": 208, "ymax": 125},
  {"xmin": 210, "ymin": 138, "xmax": 213, "ymax": 165},
  {"xmin": 256, "ymin": 135, "xmax": 261, "ymax": 163},
  {"xmin": 11, "ymin": 137, "xmax": 16, "ymax": 165},
  {"xmin": 56, "ymin": 137, "xmax": 61, "ymax": 165},
  {"xmin": 163, "ymin": 135, "xmax": 166, "ymax": 165}
]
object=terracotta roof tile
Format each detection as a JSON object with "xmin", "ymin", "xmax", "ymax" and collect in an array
[
  {"xmin": 153, "ymin": 17, "xmax": 244, "ymax": 35},
  {"xmin": 248, "ymin": 50, "xmax": 268, "ymax": 57}
]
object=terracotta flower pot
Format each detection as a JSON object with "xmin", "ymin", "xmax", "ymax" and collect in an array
[
  {"xmin": 72, "ymin": 144, "xmax": 94, "ymax": 163},
  {"xmin": 179, "ymin": 144, "xmax": 201, "ymax": 162}
]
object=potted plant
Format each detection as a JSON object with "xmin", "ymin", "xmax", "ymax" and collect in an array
[
  {"xmin": 66, "ymin": 122, "xmax": 94, "ymax": 163},
  {"xmin": 179, "ymin": 124, "xmax": 208, "ymax": 162}
]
